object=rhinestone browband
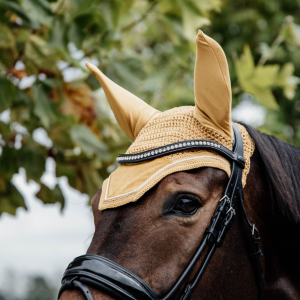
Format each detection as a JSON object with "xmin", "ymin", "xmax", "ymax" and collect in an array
[{"xmin": 117, "ymin": 139, "xmax": 246, "ymax": 167}]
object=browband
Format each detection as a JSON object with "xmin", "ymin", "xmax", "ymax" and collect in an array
[{"xmin": 117, "ymin": 139, "xmax": 245, "ymax": 168}]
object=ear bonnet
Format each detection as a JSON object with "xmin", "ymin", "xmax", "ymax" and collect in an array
[{"xmin": 86, "ymin": 31, "xmax": 255, "ymax": 210}]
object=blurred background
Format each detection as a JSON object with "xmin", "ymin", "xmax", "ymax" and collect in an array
[{"xmin": 1, "ymin": 0, "xmax": 300, "ymax": 299}]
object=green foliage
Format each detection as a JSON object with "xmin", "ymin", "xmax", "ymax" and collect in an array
[
  {"xmin": 0, "ymin": 182, "xmax": 26, "ymax": 216},
  {"xmin": 0, "ymin": 77, "xmax": 16, "ymax": 111},
  {"xmin": 1, "ymin": 0, "xmax": 300, "ymax": 216},
  {"xmin": 235, "ymin": 45, "xmax": 281, "ymax": 110},
  {"xmin": 234, "ymin": 17, "xmax": 300, "ymax": 110},
  {"xmin": 70, "ymin": 124, "xmax": 110, "ymax": 159},
  {"xmin": 36, "ymin": 183, "xmax": 64, "ymax": 209},
  {"xmin": 0, "ymin": 275, "xmax": 57, "ymax": 300},
  {"xmin": 0, "ymin": 23, "xmax": 15, "ymax": 49},
  {"xmin": 207, "ymin": 1, "xmax": 300, "ymax": 145},
  {"xmin": 23, "ymin": 276, "xmax": 57, "ymax": 300}
]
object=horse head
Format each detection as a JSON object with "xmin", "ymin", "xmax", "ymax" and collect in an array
[{"xmin": 59, "ymin": 31, "xmax": 300, "ymax": 300}]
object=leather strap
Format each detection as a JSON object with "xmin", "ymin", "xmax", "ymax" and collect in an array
[
  {"xmin": 179, "ymin": 123, "xmax": 243, "ymax": 300},
  {"xmin": 238, "ymin": 187, "xmax": 265, "ymax": 300},
  {"xmin": 58, "ymin": 255, "xmax": 158, "ymax": 300},
  {"xmin": 73, "ymin": 280, "xmax": 94, "ymax": 300},
  {"xmin": 250, "ymin": 229, "xmax": 265, "ymax": 300},
  {"xmin": 57, "ymin": 277, "xmax": 94, "ymax": 300},
  {"xmin": 180, "ymin": 124, "xmax": 264, "ymax": 300}
]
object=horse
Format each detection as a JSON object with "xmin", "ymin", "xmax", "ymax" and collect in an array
[
  {"xmin": 58, "ymin": 30, "xmax": 300, "ymax": 299},
  {"xmin": 58, "ymin": 123, "xmax": 300, "ymax": 300}
]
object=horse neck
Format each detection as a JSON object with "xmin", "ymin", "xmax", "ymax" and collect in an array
[{"xmin": 244, "ymin": 150, "xmax": 300, "ymax": 299}]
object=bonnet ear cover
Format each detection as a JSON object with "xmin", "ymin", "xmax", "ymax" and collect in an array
[
  {"xmin": 194, "ymin": 31, "xmax": 233, "ymax": 140},
  {"xmin": 86, "ymin": 31, "xmax": 255, "ymax": 210},
  {"xmin": 85, "ymin": 62, "xmax": 160, "ymax": 141}
]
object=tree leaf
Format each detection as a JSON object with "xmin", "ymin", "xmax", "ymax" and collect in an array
[
  {"xmin": 81, "ymin": 162, "xmax": 102, "ymax": 199},
  {"xmin": 0, "ymin": 121, "xmax": 10, "ymax": 140},
  {"xmin": 0, "ymin": 76, "xmax": 16, "ymax": 112},
  {"xmin": 36, "ymin": 183, "xmax": 65, "ymax": 210},
  {"xmin": 280, "ymin": 20, "xmax": 300, "ymax": 47},
  {"xmin": 69, "ymin": 0, "xmax": 100, "ymax": 19},
  {"xmin": 251, "ymin": 88, "xmax": 279, "ymax": 110},
  {"xmin": 234, "ymin": 45, "xmax": 255, "ymax": 86},
  {"xmin": 85, "ymin": 73, "xmax": 101, "ymax": 91},
  {"xmin": 24, "ymin": 35, "xmax": 64, "ymax": 75},
  {"xmin": 192, "ymin": 0, "xmax": 222, "ymax": 14},
  {"xmin": 48, "ymin": 16, "xmax": 68, "ymax": 48},
  {"xmin": 252, "ymin": 64, "xmax": 280, "ymax": 88},
  {"xmin": 178, "ymin": 0, "xmax": 211, "ymax": 40},
  {"xmin": 100, "ymin": 0, "xmax": 121, "ymax": 30},
  {"xmin": 19, "ymin": 144, "xmax": 46, "ymax": 182},
  {"xmin": 32, "ymin": 83, "xmax": 55, "ymax": 128},
  {"xmin": 0, "ymin": 146, "xmax": 19, "ymax": 181},
  {"xmin": 0, "ymin": 23, "xmax": 15, "ymax": 49},
  {"xmin": 21, "ymin": 0, "xmax": 53, "ymax": 27},
  {"xmin": 56, "ymin": 162, "xmax": 77, "ymax": 189},
  {"xmin": 49, "ymin": 123, "xmax": 74, "ymax": 149},
  {"xmin": 60, "ymin": 81, "xmax": 98, "ymax": 123},
  {"xmin": 70, "ymin": 124, "xmax": 110, "ymax": 160},
  {"xmin": 0, "ymin": 0, "xmax": 34, "ymax": 27},
  {"xmin": 0, "ymin": 183, "xmax": 26, "ymax": 216},
  {"xmin": 235, "ymin": 45, "xmax": 280, "ymax": 110},
  {"xmin": 275, "ymin": 63, "xmax": 300, "ymax": 99}
]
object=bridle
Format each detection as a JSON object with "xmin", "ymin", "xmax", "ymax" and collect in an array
[{"xmin": 58, "ymin": 123, "xmax": 264, "ymax": 300}]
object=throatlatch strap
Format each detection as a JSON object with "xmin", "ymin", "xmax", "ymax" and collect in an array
[{"xmin": 250, "ymin": 228, "xmax": 265, "ymax": 300}]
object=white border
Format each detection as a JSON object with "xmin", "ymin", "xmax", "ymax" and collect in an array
[{"xmin": 104, "ymin": 156, "xmax": 230, "ymax": 201}]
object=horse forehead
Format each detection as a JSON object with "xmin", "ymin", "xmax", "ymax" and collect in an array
[
  {"xmin": 158, "ymin": 167, "xmax": 225, "ymax": 190},
  {"xmin": 160, "ymin": 169, "xmax": 201, "ymax": 185}
]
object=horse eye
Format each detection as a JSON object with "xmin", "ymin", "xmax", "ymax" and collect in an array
[{"xmin": 173, "ymin": 197, "xmax": 200, "ymax": 215}]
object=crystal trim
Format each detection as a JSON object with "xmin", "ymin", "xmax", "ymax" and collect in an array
[{"xmin": 117, "ymin": 139, "xmax": 226, "ymax": 164}]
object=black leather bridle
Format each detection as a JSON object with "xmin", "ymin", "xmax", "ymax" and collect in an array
[{"xmin": 58, "ymin": 123, "xmax": 264, "ymax": 300}]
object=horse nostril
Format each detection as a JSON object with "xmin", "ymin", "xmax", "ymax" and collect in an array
[{"xmin": 114, "ymin": 222, "xmax": 123, "ymax": 231}]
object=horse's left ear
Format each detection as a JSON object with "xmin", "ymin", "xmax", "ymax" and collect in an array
[
  {"xmin": 86, "ymin": 62, "xmax": 160, "ymax": 141},
  {"xmin": 194, "ymin": 30, "xmax": 233, "ymax": 139}
]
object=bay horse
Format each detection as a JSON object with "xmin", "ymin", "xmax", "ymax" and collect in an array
[
  {"xmin": 58, "ymin": 30, "xmax": 300, "ymax": 299},
  {"xmin": 59, "ymin": 123, "xmax": 300, "ymax": 300}
]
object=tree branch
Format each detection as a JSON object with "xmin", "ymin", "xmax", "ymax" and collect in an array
[
  {"xmin": 54, "ymin": 0, "xmax": 66, "ymax": 14},
  {"xmin": 258, "ymin": 35, "xmax": 284, "ymax": 66},
  {"xmin": 257, "ymin": 16, "xmax": 293, "ymax": 66},
  {"xmin": 121, "ymin": 0, "xmax": 160, "ymax": 32}
]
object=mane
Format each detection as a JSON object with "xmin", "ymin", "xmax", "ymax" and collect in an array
[{"xmin": 241, "ymin": 123, "xmax": 300, "ymax": 224}]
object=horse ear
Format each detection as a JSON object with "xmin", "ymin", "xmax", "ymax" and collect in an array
[
  {"xmin": 194, "ymin": 31, "xmax": 233, "ymax": 139},
  {"xmin": 86, "ymin": 62, "xmax": 160, "ymax": 141}
]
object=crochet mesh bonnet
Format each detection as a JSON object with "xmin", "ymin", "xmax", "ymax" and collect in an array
[{"xmin": 86, "ymin": 31, "xmax": 255, "ymax": 210}]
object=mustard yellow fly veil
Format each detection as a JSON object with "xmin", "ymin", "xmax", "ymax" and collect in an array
[
  {"xmin": 86, "ymin": 31, "xmax": 255, "ymax": 210},
  {"xmin": 194, "ymin": 31, "xmax": 233, "ymax": 139},
  {"xmin": 85, "ymin": 62, "xmax": 160, "ymax": 141}
]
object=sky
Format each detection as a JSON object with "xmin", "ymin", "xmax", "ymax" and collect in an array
[{"xmin": 0, "ymin": 159, "xmax": 94, "ymax": 295}]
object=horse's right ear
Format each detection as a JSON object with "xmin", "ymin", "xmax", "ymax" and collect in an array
[
  {"xmin": 86, "ymin": 62, "xmax": 160, "ymax": 141},
  {"xmin": 194, "ymin": 31, "xmax": 233, "ymax": 140}
]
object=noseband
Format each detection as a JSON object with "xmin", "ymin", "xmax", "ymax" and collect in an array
[{"xmin": 58, "ymin": 123, "xmax": 264, "ymax": 300}]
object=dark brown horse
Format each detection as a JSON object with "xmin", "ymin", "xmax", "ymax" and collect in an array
[{"xmin": 60, "ymin": 124, "xmax": 300, "ymax": 299}]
